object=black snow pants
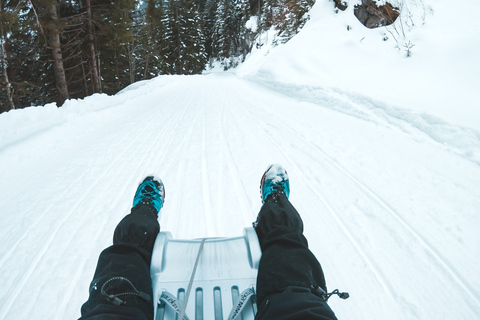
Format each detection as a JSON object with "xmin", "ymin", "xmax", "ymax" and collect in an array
[
  {"xmin": 79, "ymin": 204, "xmax": 160, "ymax": 320},
  {"xmin": 80, "ymin": 194, "xmax": 337, "ymax": 320},
  {"xmin": 254, "ymin": 193, "xmax": 338, "ymax": 320}
]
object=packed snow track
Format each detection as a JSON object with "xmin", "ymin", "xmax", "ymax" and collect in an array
[{"xmin": 1, "ymin": 74, "xmax": 479, "ymax": 319}]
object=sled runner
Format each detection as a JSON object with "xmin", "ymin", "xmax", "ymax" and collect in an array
[{"xmin": 150, "ymin": 227, "xmax": 262, "ymax": 320}]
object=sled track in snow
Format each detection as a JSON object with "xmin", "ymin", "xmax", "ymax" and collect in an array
[
  {"xmin": 218, "ymin": 91, "xmax": 253, "ymax": 223},
  {"xmin": 201, "ymin": 104, "xmax": 217, "ymax": 235},
  {"xmin": 0, "ymin": 92, "xmax": 195, "ymax": 319},
  {"xmin": 64, "ymin": 91, "xmax": 212, "ymax": 317},
  {"xmin": 0, "ymin": 171, "xmax": 89, "ymax": 270},
  {"xmin": 161, "ymin": 92, "xmax": 207, "ymax": 235},
  {"xmin": 241, "ymin": 108, "xmax": 399, "ymax": 298},
  {"xmin": 254, "ymin": 79, "xmax": 480, "ymax": 167},
  {"xmin": 287, "ymin": 118, "xmax": 480, "ymax": 309},
  {"xmin": 241, "ymin": 99, "xmax": 480, "ymax": 312},
  {"xmin": 57, "ymin": 97, "xmax": 194, "ymax": 318},
  {"xmin": 2, "ymin": 75, "xmax": 479, "ymax": 320},
  {"xmin": 0, "ymin": 106, "xmax": 169, "ymax": 319}
]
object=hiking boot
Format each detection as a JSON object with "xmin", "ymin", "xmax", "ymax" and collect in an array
[
  {"xmin": 260, "ymin": 164, "xmax": 290, "ymax": 203},
  {"xmin": 132, "ymin": 176, "xmax": 165, "ymax": 214}
]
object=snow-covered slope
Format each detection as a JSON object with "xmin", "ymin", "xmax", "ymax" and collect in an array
[
  {"xmin": 1, "ymin": 1, "xmax": 480, "ymax": 319},
  {"xmin": 239, "ymin": 0, "xmax": 480, "ymax": 130},
  {"xmin": 1, "ymin": 73, "xmax": 479, "ymax": 319}
]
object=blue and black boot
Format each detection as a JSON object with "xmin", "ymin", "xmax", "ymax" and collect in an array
[
  {"xmin": 260, "ymin": 164, "xmax": 290, "ymax": 203},
  {"xmin": 132, "ymin": 176, "xmax": 165, "ymax": 215}
]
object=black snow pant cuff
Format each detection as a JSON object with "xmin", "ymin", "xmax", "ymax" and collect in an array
[
  {"xmin": 79, "ymin": 204, "xmax": 160, "ymax": 320},
  {"xmin": 255, "ymin": 286, "xmax": 338, "ymax": 320},
  {"xmin": 254, "ymin": 193, "xmax": 327, "ymax": 308}
]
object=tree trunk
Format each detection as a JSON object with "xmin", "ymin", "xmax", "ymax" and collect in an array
[
  {"xmin": 0, "ymin": 7, "xmax": 15, "ymax": 110},
  {"xmin": 47, "ymin": 0, "xmax": 69, "ymax": 105},
  {"xmin": 128, "ymin": 43, "xmax": 135, "ymax": 84},
  {"xmin": 144, "ymin": 52, "xmax": 150, "ymax": 79},
  {"xmin": 86, "ymin": 0, "xmax": 101, "ymax": 93},
  {"xmin": 175, "ymin": 4, "xmax": 181, "ymax": 74}
]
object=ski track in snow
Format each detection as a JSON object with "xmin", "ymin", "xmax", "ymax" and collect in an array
[
  {"xmin": 243, "ymin": 103, "xmax": 479, "ymax": 314},
  {"xmin": 250, "ymin": 77, "xmax": 480, "ymax": 167},
  {"xmin": 239, "ymin": 99, "xmax": 409, "ymax": 310},
  {"xmin": 0, "ymin": 170, "xmax": 87, "ymax": 270},
  {"xmin": 227, "ymin": 77, "xmax": 480, "ymax": 318},
  {"xmin": 1, "ymin": 74, "xmax": 479, "ymax": 319},
  {"xmin": 1, "ymin": 99, "xmax": 179, "ymax": 318},
  {"xmin": 1, "ymin": 117, "xmax": 146, "ymax": 316},
  {"xmin": 246, "ymin": 96, "xmax": 480, "ymax": 307},
  {"xmin": 219, "ymin": 99, "xmax": 254, "ymax": 222}
]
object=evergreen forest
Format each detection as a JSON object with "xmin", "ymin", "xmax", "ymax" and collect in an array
[{"xmin": 0, "ymin": 0, "xmax": 315, "ymax": 113}]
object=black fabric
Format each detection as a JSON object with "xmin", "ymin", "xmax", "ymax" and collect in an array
[
  {"xmin": 79, "ymin": 204, "xmax": 160, "ymax": 320},
  {"xmin": 80, "ymin": 192, "xmax": 337, "ymax": 320},
  {"xmin": 254, "ymin": 192, "xmax": 337, "ymax": 320},
  {"xmin": 255, "ymin": 286, "xmax": 338, "ymax": 320}
]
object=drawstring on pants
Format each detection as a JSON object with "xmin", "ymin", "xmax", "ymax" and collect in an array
[
  {"xmin": 101, "ymin": 276, "xmax": 151, "ymax": 305},
  {"xmin": 311, "ymin": 285, "xmax": 349, "ymax": 301}
]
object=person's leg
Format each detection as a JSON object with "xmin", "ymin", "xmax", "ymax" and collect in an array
[
  {"xmin": 254, "ymin": 192, "xmax": 327, "ymax": 304},
  {"xmin": 79, "ymin": 177, "xmax": 164, "ymax": 320},
  {"xmin": 254, "ymin": 165, "xmax": 337, "ymax": 320}
]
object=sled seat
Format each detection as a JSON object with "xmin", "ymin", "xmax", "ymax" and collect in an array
[{"xmin": 150, "ymin": 227, "xmax": 262, "ymax": 320}]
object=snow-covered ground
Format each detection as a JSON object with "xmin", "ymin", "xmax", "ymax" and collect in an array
[
  {"xmin": 239, "ymin": 0, "xmax": 480, "ymax": 131},
  {"xmin": 1, "ymin": 1, "xmax": 479, "ymax": 319}
]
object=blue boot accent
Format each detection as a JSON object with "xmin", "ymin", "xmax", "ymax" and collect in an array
[
  {"xmin": 133, "ymin": 176, "xmax": 165, "ymax": 214},
  {"xmin": 260, "ymin": 164, "xmax": 290, "ymax": 203}
]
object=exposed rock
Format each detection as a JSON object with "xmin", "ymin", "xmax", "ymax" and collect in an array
[
  {"xmin": 354, "ymin": 0, "xmax": 400, "ymax": 29},
  {"xmin": 333, "ymin": 0, "xmax": 348, "ymax": 11}
]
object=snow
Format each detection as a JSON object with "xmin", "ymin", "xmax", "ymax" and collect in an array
[
  {"xmin": 246, "ymin": 15, "xmax": 258, "ymax": 33},
  {"xmin": 1, "ymin": 1, "xmax": 480, "ymax": 319},
  {"xmin": 238, "ymin": 0, "xmax": 480, "ymax": 130}
]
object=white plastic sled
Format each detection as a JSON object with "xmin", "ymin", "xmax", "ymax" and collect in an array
[{"xmin": 150, "ymin": 228, "xmax": 262, "ymax": 320}]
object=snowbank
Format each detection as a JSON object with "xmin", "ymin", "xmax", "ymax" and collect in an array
[{"xmin": 238, "ymin": 0, "xmax": 480, "ymax": 131}]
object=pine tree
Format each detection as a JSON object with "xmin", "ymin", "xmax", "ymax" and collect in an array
[
  {"xmin": 203, "ymin": 0, "xmax": 217, "ymax": 62},
  {"xmin": 60, "ymin": 0, "xmax": 99, "ymax": 98},
  {"xmin": 161, "ymin": 0, "xmax": 178, "ymax": 74},
  {"xmin": 162, "ymin": 0, "xmax": 206, "ymax": 75},
  {"xmin": 2, "ymin": 0, "xmax": 57, "ymax": 110},
  {"xmin": 35, "ymin": 0, "xmax": 70, "ymax": 105},
  {"xmin": 260, "ymin": 0, "xmax": 275, "ymax": 31},
  {"xmin": 181, "ymin": 4, "xmax": 207, "ymax": 74},
  {"xmin": 1, "ymin": 0, "xmax": 315, "ymax": 113},
  {"xmin": 210, "ymin": 0, "xmax": 251, "ymax": 69},
  {"xmin": 212, "ymin": 0, "xmax": 227, "ymax": 60},
  {"xmin": 143, "ymin": 0, "xmax": 165, "ymax": 78},
  {"xmin": 85, "ymin": 0, "xmax": 101, "ymax": 93},
  {"xmin": 92, "ymin": 0, "xmax": 136, "ymax": 94},
  {"xmin": 232, "ymin": 0, "xmax": 251, "ymax": 60},
  {"xmin": 0, "ymin": 0, "xmax": 17, "ymax": 111}
]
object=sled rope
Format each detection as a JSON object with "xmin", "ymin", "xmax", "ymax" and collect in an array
[
  {"xmin": 227, "ymin": 287, "xmax": 256, "ymax": 320},
  {"xmin": 159, "ymin": 286, "xmax": 256, "ymax": 320},
  {"xmin": 159, "ymin": 291, "xmax": 190, "ymax": 320},
  {"xmin": 178, "ymin": 237, "xmax": 207, "ymax": 320}
]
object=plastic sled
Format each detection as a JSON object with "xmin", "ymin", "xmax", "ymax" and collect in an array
[{"xmin": 150, "ymin": 227, "xmax": 262, "ymax": 320}]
